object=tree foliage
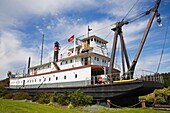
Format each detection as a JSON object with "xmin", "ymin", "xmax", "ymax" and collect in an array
[{"xmin": 160, "ymin": 72, "xmax": 170, "ymax": 87}]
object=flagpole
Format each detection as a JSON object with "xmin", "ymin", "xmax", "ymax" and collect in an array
[
  {"xmin": 74, "ymin": 36, "xmax": 76, "ymax": 66},
  {"xmin": 88, "ymin": 26, "xmax": 90, "ymax": 38}
]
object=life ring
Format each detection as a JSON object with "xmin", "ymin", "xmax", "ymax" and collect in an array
[
  {"xmin": 98, "ymin": 76, "xmax": 102, "ymax": 83},
  {"xmin": 68, "ymin": 52, "xmax": 71, "ymax": 56}
]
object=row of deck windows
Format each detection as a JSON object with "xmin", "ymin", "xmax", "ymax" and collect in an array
[
  {"xmin": 94, "ymin": 57, "xmax": 107, "ymax": 63},
  {"xmin": 12, "ymin": 74, "xmax": 78, "ymax": 84},
  {"xmin": 60, "ymin": 59, "xmax": 73, "ymax": 65},
  {"xmin": 33, "ymin": 65, "xmax": 51, "ymax": 71}
]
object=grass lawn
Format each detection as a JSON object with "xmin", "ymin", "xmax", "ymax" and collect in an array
[{"xmin": 0, "ymin": 98, "xmax": 169, "ymax": 113}]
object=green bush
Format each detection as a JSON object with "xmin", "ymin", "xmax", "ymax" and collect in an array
[
  {"xmin": 154, "ymin": 87, "xmax": 170, "ymax": 104},
  {"xmin": 3, "ymin": 92, "xmax": 14, "ymax": 99},
  {"xmin": 0, "ymin": 84, "xmax": 6, "ymax": 97},
  {"xmin": 53, "ymin": 91, "xmax": 70, "ymax": 105},
  {"xmin": 12, "ymin": 92, "xmax": 31, "ymax": 100},
  {"xmin": 69, "ymin": 89, "xmax": 93, "ymax": 107},
  {"xmin": 139, "ymin": 87, "xmax": 170, "ymax": 105},
  {"xmin": 33, "ymin": 92, "xmax": 53, "ymax": 104},
  {"xmin": 54, "ymin": 89, "xmax": 93, "ymax": 107}
]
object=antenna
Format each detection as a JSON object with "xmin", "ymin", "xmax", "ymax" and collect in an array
[{"xmin": 40, "ymin": 34, "xmax": 44, "ymax": 65}]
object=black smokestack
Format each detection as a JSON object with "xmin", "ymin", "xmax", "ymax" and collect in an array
[
  {"xmin": 54, "ymin": 41, "xmax": 59, "ymax": 62},
  {"xmin": 27, "ymin": 57, "xmax": 31, "ymax": 75}
]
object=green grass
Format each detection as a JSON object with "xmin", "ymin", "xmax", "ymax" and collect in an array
[
  {"xmin": 0, "ymin": 98, "xmax": 169, "ymax": 113},
  {"xmin": 0, "ymin": 99, "xmax": 86, "ymax": 113},
  {"xmin": 95, "ymin": 108, "xmax": 169, "ymax": 113}
]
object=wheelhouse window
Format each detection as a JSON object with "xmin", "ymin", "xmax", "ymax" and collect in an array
[
  {"xmin": 56, "ymin": 77, "xmax": 58, "ymax": 80},
  {"xmin": 49, "ymin": 77, "xmax": 51, "ymax": 81},
  {"xmin": 64, "ymin": 76, "xmax": 66, "ymax": 79},
  {"xmin": 70, "ymin": 59, "xmax": 72, "ymax": 63}
]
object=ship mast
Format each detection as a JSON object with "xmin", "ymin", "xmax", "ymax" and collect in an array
[
  {"xmin": 109, "ymin": 0, "xmax": 162, "ymax": 79},
  {"xmin": 40, "ymin": 34, "xmax": 44, "ymax": 65}
]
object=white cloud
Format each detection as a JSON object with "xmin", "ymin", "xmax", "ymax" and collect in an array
[{"xmin": 0, "ymin": 30, "xmax": 39, "ymax": 79}]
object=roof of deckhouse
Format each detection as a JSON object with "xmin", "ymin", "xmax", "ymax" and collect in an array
[{"xmin": 81, "ymin": 35, "xmax": 108, "ymax": 43}]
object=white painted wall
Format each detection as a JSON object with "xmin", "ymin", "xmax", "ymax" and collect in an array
[{"xmin": 10, "ymin": 67, "xmax": 91, "ymax": 86}]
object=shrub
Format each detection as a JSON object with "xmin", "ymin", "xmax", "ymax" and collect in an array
[
  {"xmin": 69, "ymin": 89, "xmax": 93, "ymax": 107},
  {"xmin": 53, "ymin": 91, "xmax": 70, "ymax": 105},
  {"xmin": 33, "ymin": 92, "xmax": 53, "ymax": 104},
  {"xmin": 54, "ymin": 89, "xmax": 93, "ymax": 107},
  {"xmin": 0, "ymin": 84, "xmax": 7, "ymax": 97},
  {"xmin": 154, "ymin": 87, "xmax": 170, "ymax": 104},
  {"xmin": 3, "ymin": 92, "xmax": 14, "ymax": 99},
  {"xmin": 12, "ymin": 92, "xmax": 31, "ymax": 100}
]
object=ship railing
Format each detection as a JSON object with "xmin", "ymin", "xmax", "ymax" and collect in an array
[
  {"xmin": 90, "ymin": 70, "xmax": 164, "ymax": 85},
  {"xmin": 133, "ymin": 70, "xmax": 164, "ymax": 84}
]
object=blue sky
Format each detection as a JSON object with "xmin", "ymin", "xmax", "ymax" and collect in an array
[{"xmin": 0, "ymin": 0, "xmax": 170, "ymax": 79}]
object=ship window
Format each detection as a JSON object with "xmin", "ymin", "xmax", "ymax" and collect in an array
[
  {"xmin": 47, "ymin": 65, "xmax": 50, "ymax": 68},
  {"xmin": 39, "ymin": 79, "xmax": 41, "ymax": 82},
  {"xmin": 94, "ymin": 57, "xmax": 96, "ymax": 60},
  {"xmin": 66, "ymin": 61, "xmax": 67, "ymax": 64},
  {"xmin": 75, "ymin": 74, "xmax": 77, "ymax": 78},
  {"xmin": 97, "ymin": 58, "xmax": 99, "ymax": 61},
  {"xmin": 97, "ymin": 40, "xmax": 98, "ymax": 43},
  {"xmin": 35, "ymin": 79, "xmax": 36, "ymax": 82},
  {"xmin": 64, "ymin": 76, "xmax": 66, "ymax": 79},
  {"xmin": 44, "ymin": 78, "xmax": 46, "ymax": 81},
  {"xmin": 81, "ymin": 58, "xmax": 83, "ymax": 61},
  {"xmin": 102, "ymin": 59, "xmax": 104, "ymax": 62},
  {"xmin": 61, "ymin": 62, "xmax": 62, "ymax": 65},
  {"xmin": 105, "ymin": 60, "xmax": 106, "ymax": 63},
  {"xmin": 94, "ymin": 38, "xmax": 96, "ymax": 42},
  {"xmin": 49, "ymin": 78, "xmax": 51, "ymax": 81},
  {"xmin": 56, "ymin": 77, "xmax": 58, "ymax": 80},
  {"xmin": 91, "ymin": 38, "xmax": 93, "ymax": 41},
  {"xmin": 70, "ymin": 59, "xmax": 72, "ymax": 63}
]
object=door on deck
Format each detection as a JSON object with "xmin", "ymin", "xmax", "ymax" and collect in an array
[{"xmin": 85, "ymin": 57, "xmax": 91, "ymax": 65}]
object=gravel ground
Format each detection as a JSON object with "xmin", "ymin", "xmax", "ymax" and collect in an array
[{"xmin": 81, "ymin": 105, "xmax": 120, "ymax": 111}]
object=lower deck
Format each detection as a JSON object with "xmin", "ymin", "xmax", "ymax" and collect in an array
[{"xmin": 9, "ymin": 65, "xmax": 120, "ymax": 89}]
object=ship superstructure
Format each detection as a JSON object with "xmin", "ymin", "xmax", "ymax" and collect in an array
[{"xmin": 9, "ymin": 35, "xmax": 120, "ymax": 89}]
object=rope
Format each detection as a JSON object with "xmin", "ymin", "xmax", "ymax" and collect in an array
[
  {"xmin": 104, "ymin": 31, "xmax": 112, "ymax": 40},
  {"xmin": 122, "ymin": 0, "xmax": 140, "ymax": 21},
  {"xmin": 109, "ymin": 101, "xmax": 141, "ymax": 108},
  {"xmin": 156, "ymin": 16, "xmax": 170, "ymax": 73}
]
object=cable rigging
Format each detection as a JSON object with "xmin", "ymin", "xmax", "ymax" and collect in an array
[
  {"xmin": 156, "ymin": 16, "xmax": 170, "ymax": 73},
  {"xmin": 121, "ymin": 0, "xmax": 140, "ymax": 21}
]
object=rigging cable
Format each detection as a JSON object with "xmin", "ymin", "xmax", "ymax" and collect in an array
[
  {"xmin": 121, "ymin": 0, "xmax": 140, "ymax": 21},
  {"xmin": 156, "ymin": 16, "xmax": 170, "ymax": 73}
]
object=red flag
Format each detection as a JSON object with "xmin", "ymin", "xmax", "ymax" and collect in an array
[{"xmin": 68, "ymin": 35, "xmax": 74, "ymax": 42}]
